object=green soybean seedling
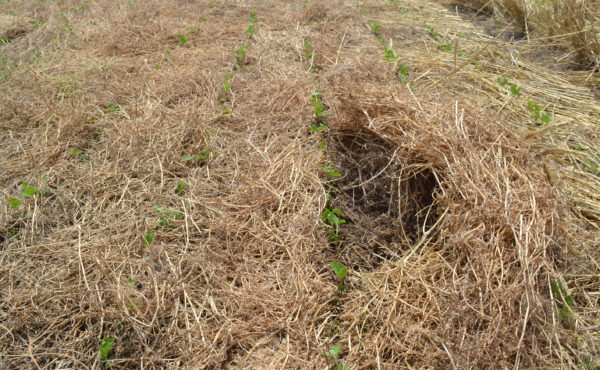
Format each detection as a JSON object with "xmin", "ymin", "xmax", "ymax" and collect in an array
[
  {"xmin": 551, "ymin": 281, "xmax": 574, "ymax": 324},
  {"xmin": 21, "ymin": 182, "xmax": 37, "ymax": 198},
  {"xmin": 234, "ymin": 45, "xmax": 247, "ymax": 68},
  {"xmin": 177, "ymin": 34, "xmax": 189, "ymax": 45},
  {"xmin": 497, "ymin": 77, "xmax": 509, "ymax": 86},
  {"xmin": 322, "ymin": 166, "xmax": 342, "ymax": 182},
  {"xmin": 323, "ymin": 344, "xmax": 348, "ymax": 370},
  {"xmin": 6, "ymin": 197, "xmax": 21, "ymax": 208},
  {"xmin": 397, "ymin": 64, "xmax": 409, "ymax": 81},
  {"xmin": 323, "ymin": 208, "xmax": 346, "ymax": 243},
  {"xmin": 155, "ymin": 206, "xmax": 183, "ymax": 229},
  {"xmin": 143, "ymin": 230, "xmax": 155, "ymax": 246},
  {"xmin": 426, "ymin": 25, "xmax": 438, "ymax": 40},
  {"xmin": 29, "ymin": 19, "xmax": 47, "ymax": 30},
  {"xmin": 309, "ymin": 91, "xmax": 327, "ymax": 132},
  {"xmin": 175, "ymin": 181, "xmax": 186, "ymax": 196},
  {"xmin": 510, "ymin": 85, "xmax": 520, "ymax": 96},
  {"xmin": 368, "ymin": 21, "xmax": 381, "ymax": 35},
  {"xmin": 528, "ymin": 101, "xmax": 552, "ymax": 124},
  {"xmin": 383, "ymin": 43, "xmax": 398, "ymax": 61},
  {"xmin": 304, "ymin": 39, "xmax": 314, "ymax": 60},
  {"xmin": 244, "ymin": 12, "xmax": 258, "ymax": 36},
  {"xmin": 304, "ymin": 39, "xmax": 318, "ymax": 71},
  {"xmin": 331, "ymin": 261, "xmax": 348, "ymax": 291},
  {"xmin": 98, "ymin": 337, "xmax": 115, "ymax": 366},
  {"xmin": 182, "ymin": 146, "xmax": 213, "ymax": 163},
  {"xmin": 106, "ymin": 103, "xmax": 121, "ymax": 112}
]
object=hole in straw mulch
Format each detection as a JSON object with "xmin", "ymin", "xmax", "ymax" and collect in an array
[{"xmin": 328, "ymin": 128, "xmax": 442, "ymax": 271}]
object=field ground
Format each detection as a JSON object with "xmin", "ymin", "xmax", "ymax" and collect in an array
[{"xmin": 1, "ymin": 0, "xmax": 600, "ymax": 368}]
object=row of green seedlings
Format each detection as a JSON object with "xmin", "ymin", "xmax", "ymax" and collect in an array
[
  {"xmin": 367, "ymin": 21, "xmax": 413, "ymax": 88},
  {"xmin": 219, "ymin": 11, "xmax": 258, "ymax": 115},
  {"xmin": 496, "ymin": 77, "xmax": 554, "ymax": 125},
  {"xmin": 308, "ymin": 88, "xmax": 350, "ymax": 369}
]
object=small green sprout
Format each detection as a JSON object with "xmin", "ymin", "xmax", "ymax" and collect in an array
[
  {"xmin": 528, "ymin": 101, "xmax": 552, "ymax": 124},
  {"xmin": 510, "ymin": 85, "xmax": 520, "ymax": 96},
  {"xmin": 143, "ymin": 230, "xmax": 155, "ymax": 246},
  {"xmin": 331, "ymin": 261, "xmax": 348, "ymax": 280},
  {"xmin": 175, "ymin": 181, "xmax": 186, "ymax": 196},
  {"xmin": 383, "ymin": 44, "xmax": 398, "ymax": 60},
  {"xmin": 323, "ymin": 208, "xmax": 346, "ymax": 243},
  {"xmin": 368, "ymin": 21, "xmax": 381, "ymax": 35},
  {"xmin": 440, "ymin": 43, "xmax": 452, "ymax": 52},
  {"xmin": 21, "ymin": 182, "xmax": 37, "ymax": 198},
  {"xmin": 397, "ymin": 64, "xmax": 409, "ymax": 81},
  {"xmin": 244, "ymin": 24, "xmax": 255, "ymax": 36},
  {"xmin": 98, "ymin": 337, "xmax": 114, "ymax": 366},
  {"xmin": 29, "ymin": 19, "xmax": 47, "ymax": 30},
  {"xmin": 541, "ymin": 114, "xmax": 552, "ymax": 124},
  {"xmin": 6, "ymin": 197, "xmax": 21, "ymax": 208},
  {"xmin": 177, "ymin": 34, "xmax": 189, "ymax": 45},
  {"xmin": 234, "ymin": 45, "xmax": 247, "ymax": 67},
  {"xmin": 309, "ymin": 91, "xmax": 326, "ymax": 129},
  {"xmin": 322, "ymin": 166, "xmax": 342, "ymax": 181},
  {"xmin": 222, "ymin": 109, "xmax": 231, "ymax": 115},
  {"xmin": 551, "ymin": 281, "xmax": 574, "ymax": 323},
  {"xmin": 182, "ymin": 146, "xmax": 213, "ymax": 163},
  {"xmin": 187, "ymin": 24, "xmax": 200, "ymax": 33},
  {"xmin": 106, "ymin": 103, "xmax": 121, "ymax": 111},
  {"xmin": 304, "ymin": 39, "xmax": 314, "ymax": 60},
  {"xmin": 426, "ymin": 25, "xmax": 438, "ymax": 40},
  {"xmin": 155, "ymin": 206, "xmax": 183, "ymax": 229},
  {"xmin": 323, "ymin": 344, "xmax": 348, "ymax": 370},
  {"xmin": 497, "ymin": 77, "xmax": 508, "ymax": 86},
  {"xmin": 69, "ymin": 148, "xmax": 80, "ymax": 156},
  {"xmin": 247, "ymin": 11, "xmax": 258, "ymax": 24}
]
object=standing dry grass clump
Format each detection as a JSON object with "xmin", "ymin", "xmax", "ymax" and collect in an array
[{"xmin": 457, "ymin": 0, "xmax": 600, "ymax": 68}]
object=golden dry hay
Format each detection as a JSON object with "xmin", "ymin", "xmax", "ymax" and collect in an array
[{"xmin": 0, "ymin": 0, "xmax": 599, "ymax": 368}]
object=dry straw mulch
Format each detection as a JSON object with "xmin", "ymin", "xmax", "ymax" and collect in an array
[{"xmin": 1, "ymin": 0, "xmax": 599, "ymax": 368}]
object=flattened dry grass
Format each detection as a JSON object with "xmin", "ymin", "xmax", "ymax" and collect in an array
[{"xmin": 1, "ymin": 0, "xmax": 600, "ymax": 368}]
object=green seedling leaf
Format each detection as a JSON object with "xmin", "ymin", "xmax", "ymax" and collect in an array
[
  {"xmin": 541, "ymin": 114, "xmax": 552, "ymax": 124},
  {"xmin": 369, "ymin": 22, "xmax": 381, "ymax": 34},
  {"xmin": 176, "ymin": 181, "xmax": 186, "ymax": 196},
  {"xmin": 182, "ymin": 154, "xmax": 197, "ymax": 162},
  {"xmin": 177, "ymin": 34, "xmax": 189, "ymax": 45},
  {"xmin": 327, "ymin": 345, "xmax": 341, "ymax": 360},
  {"xmin": 69, "ymin": 148, "xmax": 80, "ymax": 156},
  {"xmin": 6, "ymin": 197, "xmax": 21, "ymax": 208},
  {"xmin": 497, "ymin": 77, "xmax": 508, "ymax": 86},
  {"xmin": 510, "ymin": 85, "xmax": 520, "ymax": 95},
  {"xmin": 247, "ymin": 11, "xmax": 258, "ymax": 24},
  {"xmin": 223, "ymin": 109, "xmax": 231, "ymax": 115},
  {"xmin": 383, "ymin": 45, "xmax": 398, "ymax": 60},
  {"xmin": 244, "ymin": 25, "xmax": 255, "ymax": 36},
  {"xmin": 309, "ymin": 124, "xmax": 327, "ymax": 133},
  {"xmin": 99, "ymin": 337, "xmax": 114, "ymax": 359},
  {"xmin": 21, "ymin": 182, "xmax": 36, "ymax": 198},
  {"xmin": 331, "ymin": 261, "xmax": 348, "ymax": 280},
  {"xmin": 106, "ymin": 103, "xmax": 121, "ymax": 111},
  {"xmin": 304, "ymin": 39, "xmax": 314, "ymax": 59},
  {"xmin": 143, "ymin": 230, "xmax": 155, "ymax": 246}
]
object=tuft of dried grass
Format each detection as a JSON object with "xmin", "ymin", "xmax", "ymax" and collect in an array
[{"xmin": 458, "ymin": 0, "xmax": 600, "ymax": 68}]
